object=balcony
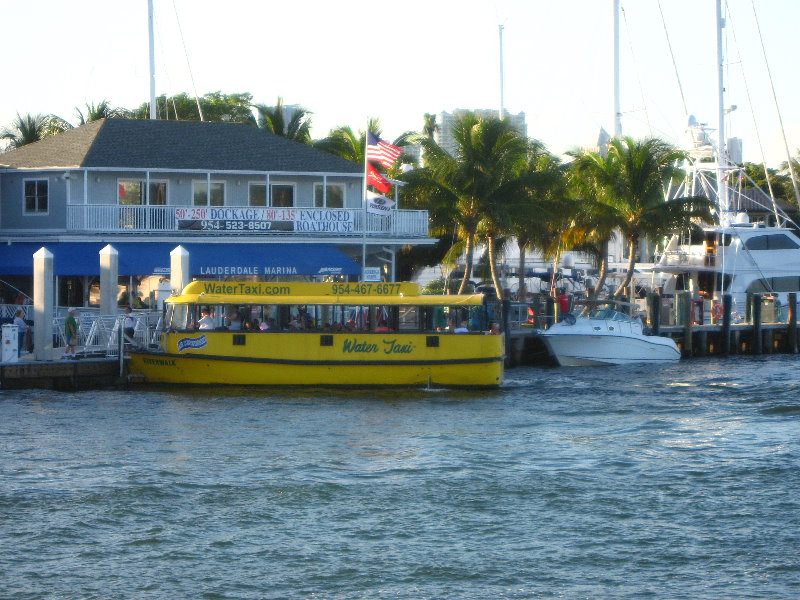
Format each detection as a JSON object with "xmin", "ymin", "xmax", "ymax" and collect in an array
[{"xmin": 67, "ymin": 205, "xmax": 429, "ymax": 239}]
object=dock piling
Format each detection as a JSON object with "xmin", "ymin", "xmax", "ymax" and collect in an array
[
  {"xmin": 722, "ymin": 294, "xmax": 732, "ymax": 356},
  {"xmin": 788, "ymin": 293, "xmax": 798, "ymax": 354},
  {"xmin": 752, "ymin": 293, "xmax": 763, "ymax": 355}
]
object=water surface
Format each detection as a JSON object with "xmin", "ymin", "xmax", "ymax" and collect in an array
[{"xmin": 2, "ymin": 356, "xmax": 799, "ymax": 599}]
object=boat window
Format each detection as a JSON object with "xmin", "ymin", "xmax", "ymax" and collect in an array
[
  {"xmin": 767, "ymin": 234, "xmax": 800, "ymax": 250},
  {"xmin": 172, "ymin": 304, "xmax": 190, "ymax": 329},
  {"xmin": 745, "ymin": 235, "xmax": 768, "ymax": 250},
  {"xmin": 398, "ymin": 306, "xmax": 420, "ymax": 331},
  {"xmin": 697, "ymin": 272, "xmax": 732, "ymax": 294},
  {"xmin": 745, "ymin": 234, "xmax": 800, "ymax": 250},
  {"xmin": 746, "ymin": 279, "xmax": 771, "ymax": 294},
  {"xmin": 749, "ymin": 276, "xmax": 800, "ymax": 294},
  {"xmin": 164, "ymin": 304, "xmax": 175, "ymax": 329},
  {"xmin": 590, "ymin": 308, "xmax": 614, "ymax": 319}
]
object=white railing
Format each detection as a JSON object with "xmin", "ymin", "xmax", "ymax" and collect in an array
[
  {"xmin": 67, "ymin": 205, "xmax": 429, "ymax": 237},
  {"xmin": 659, "ymin": 250, "xmax": 707, "ymax": 268},
  {"xmin": 52, "ymin": 310, "xmax": 163, "ymax": 356}
]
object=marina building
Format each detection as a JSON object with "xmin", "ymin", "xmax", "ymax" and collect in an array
[{"xmin": 0, "ymin": 118, "xmax": 433, "ymax": 308}]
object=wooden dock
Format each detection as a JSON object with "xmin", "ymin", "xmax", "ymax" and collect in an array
[
  {"xmin": 0, "ymin": 356, "xmax": 127, "ymax": 391},
  {"xmin": 506, "ymin": 291, "xmax": 800, "ymax": 367}
]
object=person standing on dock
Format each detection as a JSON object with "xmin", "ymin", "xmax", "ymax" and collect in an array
[
  {"xmin": 123, "ymin": 307, "xmax": 137, "ymax": 341},
  {"xmin": 13, "ymin": 309, "xmax": 29, "ymax": 355},
  {"xmin": 64, "ymin": 308, "xmax": 78, "ymax": 356}
]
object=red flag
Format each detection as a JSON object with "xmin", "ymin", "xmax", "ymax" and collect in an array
[
  {"xmin": 367, "ymin": 163, "xmax": 391, "ymax": 194},
  {"xmin": 118, "ymin": 183, "xmax": 126, "ymax": 198},
  {"xmin": 367, "ymin": 132, "xmax": 403, "ymax": 169}
]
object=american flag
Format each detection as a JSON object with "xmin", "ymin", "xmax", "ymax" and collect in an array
[{"xmin": 367, "ymin": 132, "xmax": 403, "ymax": 169}]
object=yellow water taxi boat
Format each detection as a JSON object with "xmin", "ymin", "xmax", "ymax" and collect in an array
[{"xmin": 129, "ymin": 280, "xmax": 504, "ymax": 388}]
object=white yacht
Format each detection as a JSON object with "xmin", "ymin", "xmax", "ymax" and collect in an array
[
  {"xmin": 539, "ymin": 305, "xmax": 680, "ymax": 366},
  {"xmin": 657, "ymin": 213, "xmax": 800, "ymax": 318}
]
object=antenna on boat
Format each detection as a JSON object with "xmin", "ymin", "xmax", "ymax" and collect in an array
[
  {"xmin": 148, "ymin": 0, "xmax": 157, "ymax": 120},
  {"xmin": 715, "ymin": 0, "xmax": 730, "ymax": 219},
  {"xmin": 750, "ymin": 0, "xmax": 800, "ymax": 207}
]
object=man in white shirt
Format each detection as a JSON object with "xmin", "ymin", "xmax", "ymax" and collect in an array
[
  {"xmin": 197, "ymin": 308, "xmax": 214, "ymax": 330},
  {"xmin": 453, "ymin": 320, "xmax": 469, "ymax": 334}
]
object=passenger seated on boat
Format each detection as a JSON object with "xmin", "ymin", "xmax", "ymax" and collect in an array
[
  {"xmin": 227, "ymin": 310, "xmax": 242, "ymax": 331},
  {"xmin": 261, "ymin": 317, "xmax": 277, "ymax": 331},
  {"xmin": 374, "ymin": 320, "xmax": 391, "ymax": 333},
  {"xmin": 453, "ymin": 320, "xmax": 469, "ymax": 334},
  {"xmin": 248, "ymin": 318, "xmax": 260, "ymax": 331},
  {"xmin": 197, "ymin": 308, "xmax": 214, "ymax": 330},
  {"xmin": 488, "ymin": 322, "xmax": 501, "ymax": 335},
  {"xmin": 333, "ymin": 322, "xmax": 344, "ymax": 332},
  {"xmin": 344, "ymin": 319, "xmax": 355, "ymax": 331}
]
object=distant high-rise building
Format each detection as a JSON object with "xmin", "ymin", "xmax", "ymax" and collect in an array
[{"xmin": 433, "ymin": 109, "xmax": 527, "ymax": 156}]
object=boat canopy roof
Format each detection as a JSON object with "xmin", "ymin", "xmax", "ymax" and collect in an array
[{"xmin": 168, "ymin": 280, "xmax": 486, "ymax": 307}]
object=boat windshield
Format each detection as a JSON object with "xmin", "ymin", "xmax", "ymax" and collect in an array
[{"xmin": 584, "ymin": 307, "xmax": 634, "ymax": 322}]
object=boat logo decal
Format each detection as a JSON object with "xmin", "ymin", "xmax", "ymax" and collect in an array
[
  {"xmin": 342, "ymin": 338, "xmax": 416, "ymax": 355},
  {"xmin": 177, "ymin": 335, "xmax": 208, "ymax": 352}
]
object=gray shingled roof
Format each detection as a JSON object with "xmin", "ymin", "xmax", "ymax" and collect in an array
[{"xmin": 0, "ymin": 118, "xmax": 362, "ymax": 174}]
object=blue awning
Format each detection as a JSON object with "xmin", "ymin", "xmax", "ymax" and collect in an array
[{"xmin": 0, "ymin": 242, "xmax": 360, "ymax": 277}]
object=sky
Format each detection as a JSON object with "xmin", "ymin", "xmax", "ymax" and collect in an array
[{"xmin": 2, "ymin": 0, "xmax": 798, "ymax": 167}]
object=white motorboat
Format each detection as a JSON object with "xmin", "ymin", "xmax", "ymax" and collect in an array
[{"xmin": 539, "ymin": 306, "xmax": 680, "ymax": 366}]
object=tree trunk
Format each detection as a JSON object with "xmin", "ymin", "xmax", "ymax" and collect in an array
[
  {"xmin": 517, "ymin": 240, "xmax": 527, "ymax": 302},
  {"xmin": 458, "ymin": 233, "xmax": 475, "ymax": 294},
  {"xmin": 613, "ymin": 238, "xmax": 638, "ymax": 298},
  {"xmin": 488, "ymin": 235, "xmax": 503, "ymax": 299},
  {"xmin": 592, "ymin": 237, "xmax": 610, "ymax": 300}
]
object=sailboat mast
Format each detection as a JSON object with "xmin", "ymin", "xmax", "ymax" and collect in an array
[
  {"xmin": 715, "ymin": 0, "xmax": 728, "ymax": 215},
  {"xmin": 613, "ymin": 0, "xmax": 622, "ymax": 138},
  {"xmin": 498, "ymin": 24, "xmax": 505, "ymax": 120},
  {"xmin": 148, "ymin": 0, "xmax": 157, "ymax": 120}
]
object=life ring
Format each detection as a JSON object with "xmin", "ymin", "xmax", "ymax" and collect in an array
[{"xmin": 711, "ymin": 303, "xmax": 723, "ymax": 321}]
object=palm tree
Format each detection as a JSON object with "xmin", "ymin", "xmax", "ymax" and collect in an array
[
  {"xmin": 314, "ymin": 118, "xmax": 385, "ymax": 163},
  {"xmin": 75, "ymin": 99, "xmax": 131, "ymax": 124},
  {"xmin": 0, "ymin": 112, "xmax": 66, "ymax": 149},
  {"xmin": 422, "ymin": 113, "xmax": 439, "ymax": 140},
  {"xmin": 505, "ymin": 144, "xmax": 566, "ymax": 300},
  {"xmin": 253, "ymin": 97, "xmax": 312, "ymax": 144},
  {"xmin": 571, "ymin": 137, "xmax": 713, "ymax": 298},
  {"xmin": 401, "ymin": 112, "xmax": 529, "ymax": 296}
]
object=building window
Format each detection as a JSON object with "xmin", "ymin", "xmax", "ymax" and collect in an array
[
  {"xmin": 314, "ymin": 183, "xmax": 345, "ymax": 208},
  {"xmin": 23, "ymin": 179, "xmax": 48, "ymax": 214},
  {"xmin": 192, "ymin": 181, "xmax": 224, "ymax": 206},
  {"xmin": 271, "ymin": 184, "xmax": 294, "ymax": 207},
  {"xmin": 249, "ymin": 183, "xmax": 267, "ymax": 206},
  {"xmin": 118, "ymin": 180, "xmax": 167, "ymax": 205}
]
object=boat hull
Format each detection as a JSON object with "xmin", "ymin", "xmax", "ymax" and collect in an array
[
  {"xmin": 539, "ymin": 327, "xmax": 680, "ymax": 366},
  {"xmin": 129, "ymin": 330, "xmax": 505, "ymax": 388}
]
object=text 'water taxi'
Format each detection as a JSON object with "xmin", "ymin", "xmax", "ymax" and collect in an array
[{"xmin": 129, "ymin": 281, "xmax": 505, "ymax": 388}]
